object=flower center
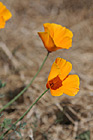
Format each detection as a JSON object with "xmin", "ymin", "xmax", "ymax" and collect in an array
[{"xmin": 49, "ymin": 76, "xmax": 62, "ymax": 90}]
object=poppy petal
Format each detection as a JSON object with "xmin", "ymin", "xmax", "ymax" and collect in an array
[
  {"xmin": 0, "ymin": 9, "xmax": 12, "ymax": 21},
  {"xmin": 48, "ymin": 62, "xmax": 61, "ymax": 82},
  {"xmin": 61, "ymin": 75, "xmax": 80, "ymax": 96},
  {"xmin": 38, "ymin": 23, "xmax": 73, "ymax": 52},
  {"xmin": 38, "ymin": 32, "xmax": 57, "ymax": 52},
  {"xmin": 0, "ymin": 2, "xmax": 4, "ymax": 13},
  {"xmin": 43, "ymin": 23, "xmax": 54, "ymax": 38},
  {"xmin": 53, "ymin": 26, "xmax": 73, "ymax": 49},
  {"xmin": 0, "ymin": 16, "xmax": 5, "ymax": 28},
  {"xmin": 55, "ymin": 58, "xmax": 72, "ymax": 81},
  {"xmin": 58, "ymin": 37, "xmax": 72, "ymax": 49},
  {"xmin": 48, "ymin": 75, "xmax": 79, "ymax": 96},
  {"xmin": 0, "ymin": 2, "xmax": 12, "ymax": 21},
  {"xmin": 50, "ymin": 87, "xmax": 63, "ymax": 96}
]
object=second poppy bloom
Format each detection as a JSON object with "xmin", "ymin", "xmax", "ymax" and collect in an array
[
  {"xmin": 46, "ymin": 58, "xmax": 79, "ymax": 96},
  {"xmin": 0, "ymin": 2, "xmax": 12, "ymax": 29},
  {"xmin": 38, "ymin": 23, "xmax": 73, "ymax": 52}
]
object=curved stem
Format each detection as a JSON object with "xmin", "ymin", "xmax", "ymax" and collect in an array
[
  {"xmin": 0, "ymin": 88, "xmax": 49, "ymax": 139},
  {"xmin": 0, "ymin": 52, "xmax": 49, "ymax": 113}
]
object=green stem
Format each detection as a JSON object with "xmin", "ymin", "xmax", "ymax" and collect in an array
[
  {"xmin": 15, "ymin": 88, "xmax": 49, "ymax": 124},
  {"xmin": 0, "ymin": 88, "xmax": 49, "ymax": 139},
  {"xmin": 0, "ymin": 52, "xmax": 49, "ymax": 113}
]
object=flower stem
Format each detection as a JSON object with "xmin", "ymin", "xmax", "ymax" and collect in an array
[
  {"xmin": 15, "ymin": 88, "xmax": 49, "ymax": 124},
  {"xmin": 0, "ymin": 88, "xmax": 49, "ymax": 139},
  {"xmin": 0, "ymin": 52, "xmax": 49, "ymax": 113}
]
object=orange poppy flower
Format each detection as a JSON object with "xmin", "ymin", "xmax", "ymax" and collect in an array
[
  {"xmin": 46, "ymin": 58, "xmax": 80, "ymax": 96},
  {"xmin": 38, "ymin": 23, "xmax": 73, "ymax": 52},
  {"xmin": 0, "ymin": 2, "xmax": 12, "ymax": 29}
]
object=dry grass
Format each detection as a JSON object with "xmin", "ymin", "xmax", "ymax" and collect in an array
[{"xmin": 0, "ymin": 0, "xmax": 93, "ymax": 139}]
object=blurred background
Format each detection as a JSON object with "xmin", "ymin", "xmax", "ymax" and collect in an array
[{"xmin": 0, "ymin": 0, "xmax": 93, "ymax": 139}]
